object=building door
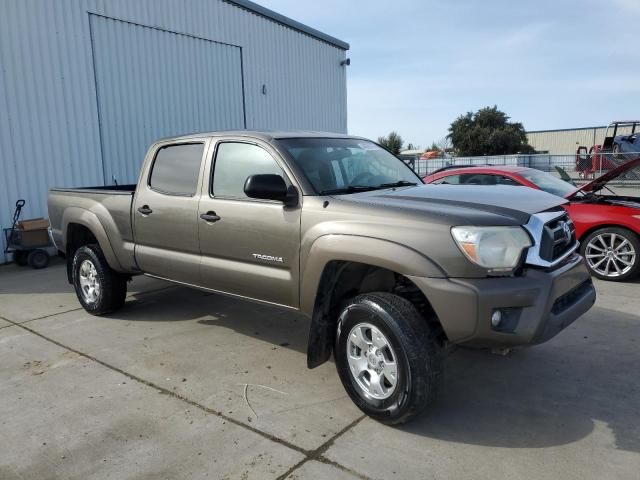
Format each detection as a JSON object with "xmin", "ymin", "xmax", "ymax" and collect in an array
[{"xmin": 89, "ymin": 14, "xmax": 245, "ymax": 185}]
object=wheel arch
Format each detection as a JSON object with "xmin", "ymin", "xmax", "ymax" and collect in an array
[
  {"xmin": 579, "ymin": 223, "xmax": 640, "ymax": 245},
  {"xmin": 306, "ymin": 259, "xmax": 444, "ymax": 369},
  {"xmin": 63, "ymin": 209, "xmax": 122, "ymax": 282}
]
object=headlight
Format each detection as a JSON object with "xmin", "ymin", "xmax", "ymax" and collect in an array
[{"xmin": 451, "ymin": 226, "xmax": 532, "ymax": 272}]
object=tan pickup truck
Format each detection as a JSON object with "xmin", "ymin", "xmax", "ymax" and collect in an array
[{"xmin": 48, "ymin": 131, "xmax": 596, "ymax": 424}]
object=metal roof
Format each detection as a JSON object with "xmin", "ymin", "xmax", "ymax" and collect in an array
[
  {"xmin": 225, "ymin": 0, "xmax": 350, "ymax": 50},
  {"xmin": 527, "ymin": 126, "xmax": 607, "ymax": 133}
]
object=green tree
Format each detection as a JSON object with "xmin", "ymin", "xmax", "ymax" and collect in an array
[
  {"xmin": 377, "ymin": 131, "xmax": 404, "ymax": 154},
  {"xmin": 448, "ymin": 106, "xmax": 534, "ymax": 156}
]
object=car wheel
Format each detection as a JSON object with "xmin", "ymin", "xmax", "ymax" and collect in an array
[
  {"xmin": 581, "ymin": 227, "xmax": 640, "ymax": 281},
  {"xmin": 334, "ymin": 292, "xmax": 443, "ymax": 425},
  {"xmin": 27, "ymin": 249, "xmax": 49, "ymax": 269},
  {"xmin": 72, "ymin": 244, "xmax": 127, "ymax": 315}
]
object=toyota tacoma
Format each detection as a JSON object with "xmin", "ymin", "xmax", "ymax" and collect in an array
[{"xmin": 48, "ymin": 131, "xmax": 596, "ymax": 424}]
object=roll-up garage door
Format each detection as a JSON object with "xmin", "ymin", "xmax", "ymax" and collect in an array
[{"xmin": 89, "ymin": 14, "xmax": 245, "ymax": 184}]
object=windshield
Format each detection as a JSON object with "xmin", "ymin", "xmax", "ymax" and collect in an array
[
  {"xmin": 519, "ymin": 170, "xmax": 577, "ymax": 197},
  {"xmin": 277, "ymin": 138, "xmax": 422, "ymax": 194}
]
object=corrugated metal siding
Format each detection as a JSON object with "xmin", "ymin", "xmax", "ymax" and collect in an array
[
  {"xmin": 527, "ymin": 126, "xmax": 639, "ymax": 155},
  {"xmin": 0, "ymin": 0, "xmax": 348, "ymax": 261},
  {"xmin": 90, "ymin": 14, "xmax": 245, "ymax": 184}
]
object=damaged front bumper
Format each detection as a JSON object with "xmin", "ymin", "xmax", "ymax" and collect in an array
[{"xmin": 408, "ymin": 253, "xmax": 596, "ymax": 347}]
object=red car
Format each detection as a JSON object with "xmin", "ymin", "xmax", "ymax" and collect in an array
[{"xmin": 424, "ymin": 160, "xmax": 640, "ymax": 281}]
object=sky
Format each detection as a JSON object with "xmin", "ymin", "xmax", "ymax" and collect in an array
[{"xmin": 259, "ymin": 0, "xmax": 640, "ymax": 148}]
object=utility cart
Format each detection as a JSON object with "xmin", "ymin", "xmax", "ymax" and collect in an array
[{"xmin": 4, "ymin": 199, "xmax": 51, "ymax": 269}]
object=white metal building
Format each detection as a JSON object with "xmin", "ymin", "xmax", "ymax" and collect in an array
[
  {"xmin": 526, "ymin": 124, "xmax": 638, "ymax": 155},
  {"xmin": 0, "ymin": 0, "xmax": 349, "ymax": 261}
]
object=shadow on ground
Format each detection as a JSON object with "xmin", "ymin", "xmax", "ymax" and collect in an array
[{"xmin": 400, "ymin": 306, "xmax": 639, "ymax": 453}]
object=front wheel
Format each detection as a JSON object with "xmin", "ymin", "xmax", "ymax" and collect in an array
[
  {"xmin": 581, "ymin": 227, "xmax": 640, "ymax": 281},
  {"xmin": 334, "ymin": 292, "xmax": 443, "ymax": 425},
  {"xmin": 72, "ymin": 244, "xmax": 127, "ymax": 315}
]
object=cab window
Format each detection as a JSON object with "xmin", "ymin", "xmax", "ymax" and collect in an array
[
  {"xmin": 212, "ymin": 142, "xmax": 285, "ymax": 199},
  {"xmin": 149, "ymin": 143, "xmax": 204, "ymax": 196}
]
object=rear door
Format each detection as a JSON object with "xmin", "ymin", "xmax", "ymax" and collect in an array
[
  {"xmin": 197, "ymin": 139, "xmax": 301, "ymax": 307},
  {"xmin": 133, "ymin": 140, "xmax": 209, "ymax": 283}
]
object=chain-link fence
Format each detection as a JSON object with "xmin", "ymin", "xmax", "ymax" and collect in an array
[{"xmin": 403, "ymin": 152, "xmax": 640, "ymax": 183}]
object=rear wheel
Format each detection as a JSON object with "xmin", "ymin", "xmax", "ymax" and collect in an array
[
  {"xmin": 27, "ymin": 249, "xmax": 49, "ymax": 269},
  {"xmin": 581, "ymin": 227, "xmax": 640, "ymax": 281},
  {"xmin": 72, "ymin": 244, "xmax": 127, "ymax": 315},
  {"xmin": 334, "ymin": 292, "xmax": 443, "ymax": 425}
]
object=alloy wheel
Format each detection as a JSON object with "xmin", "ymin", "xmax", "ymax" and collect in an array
[
  {"xmin": 346, "ymin": 322, "xmax": 398, "ymax": 400},
  {"xmin": 79, "ymin": 259, "xmax": 101, "ymax": 303},
  {"xmin": 585, "ymin": 233, "xmax": 636, "ymax": 278}
]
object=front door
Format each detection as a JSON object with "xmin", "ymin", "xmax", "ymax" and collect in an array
[
  {"xmin": 133, "ymin": 141, "xmax": 207, "ymax": 284},
  {"xmin": 198, "ymin": 140, "xmax": 301, "ymax": 308}
]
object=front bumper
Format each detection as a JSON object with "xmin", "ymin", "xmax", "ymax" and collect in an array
[{"xmin": 408, "ymin": 254, "xmax": 596, "ymax": 347}]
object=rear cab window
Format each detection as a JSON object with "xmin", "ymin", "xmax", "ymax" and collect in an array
[{"xmin": 149, "ymin": 143, "xmax": 205, "ymax": 196}]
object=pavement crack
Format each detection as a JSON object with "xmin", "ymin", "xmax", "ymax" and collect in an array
[
  {"xmin": 0, "ymin": 307, "xmax": 84, "ymax": 327},
  {"xmin": 0, "ymin": 285, "xmax": 179, "ymax": 327},
  {"xmin": 274, "ymin": 415, "xmax": 369, "ymax": 480}
]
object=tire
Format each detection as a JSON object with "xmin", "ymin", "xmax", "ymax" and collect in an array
[
  {"xmin": 72, "ymin": 244, "xmax": 127, "ymax": 315},
  {"xmin": 334, "ymin": 292, "xmax": 443, "ymax": 425},
  {"xmin": 14, "ymin": 251, "xmax": 29, "ymax": 266},
  {"xmin": 580, "ymin": 227, "xmax": 640, "ymax": 281},
  {"xmin": 612, "ymin": 144, "xmax": 621, "ymax": 161},
  {"xmin": 27, "ymin": 249, "xmax": 49, "ymax": 269}
]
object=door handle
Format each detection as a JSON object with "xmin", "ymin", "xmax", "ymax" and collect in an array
[
  {"xmin": 200, "ymin": 211, "xmax": 221, "ymax": 223},
  {"xmin": 137, "ymin": 205, "xmax": 153, "ymax": 215}
]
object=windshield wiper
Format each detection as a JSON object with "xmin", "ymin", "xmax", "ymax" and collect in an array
[
  {"xmin": 319, "ymin": 181, "xmax": 418, "ymax": 195},
  {"xmin": 319, "ymin": 185, "xmax": 381, "ymax": 195},
  {"xmin": 377, "ymin": 180, "xmax": 418, "ymax": 189}
]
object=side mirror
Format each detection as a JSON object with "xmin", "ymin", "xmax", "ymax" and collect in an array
[{"xmin": 244, "ymin": 174, "xmax": 298, "ymax": 207}]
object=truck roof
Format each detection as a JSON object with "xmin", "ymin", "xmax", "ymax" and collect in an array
[{"xmin": 164, "ymin": 130, "xmax": 357, "ymax": 143}]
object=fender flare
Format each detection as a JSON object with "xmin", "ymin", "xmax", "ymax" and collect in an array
[
  {"xmin": 300, "ymin": 234, "xmax": 445, "ymax": 317},
  {"xmin": 301, "ymin": 234, "xmax": 446, "ymax": 368},
  {"xmin": 61, "ymin": 207, "xmax": 124, "ymax": 272}
]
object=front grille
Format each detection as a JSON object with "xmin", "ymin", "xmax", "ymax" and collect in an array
[{"xmin": 539, "ymin": 213, "xmax": 576, "ymax": 262}]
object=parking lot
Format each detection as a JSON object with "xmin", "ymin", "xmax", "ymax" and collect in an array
[{"xmin": 1, "ymin": 260, "xmax": 638, "ymax": 480}]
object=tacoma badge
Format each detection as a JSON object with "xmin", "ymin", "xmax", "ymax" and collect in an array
[{"xmin": 252, "ymin": 253, "xmax": 284, "ymax": 263}]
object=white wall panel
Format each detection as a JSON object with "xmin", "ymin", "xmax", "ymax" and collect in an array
[{"xmin": 527, "ymin": 125, "xmax": 639, "ymax": 155}]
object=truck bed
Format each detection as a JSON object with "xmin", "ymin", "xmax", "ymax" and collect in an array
[{"xmin": 48, "ymin": 185, "xmax": 138, "ymax": 273}]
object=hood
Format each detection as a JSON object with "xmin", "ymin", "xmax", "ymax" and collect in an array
[
  {"xmin": 338, "ymin": 184, "xmax": 567, "ymax": 225},
  {"xmin": 568, "ymin": 158, "xmax": 640, "ymax": 198}
]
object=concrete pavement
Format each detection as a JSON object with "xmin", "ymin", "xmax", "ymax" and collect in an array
[{"xmin": 0, "ymin": 260, "xmax": 638, "ymax": 479}]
